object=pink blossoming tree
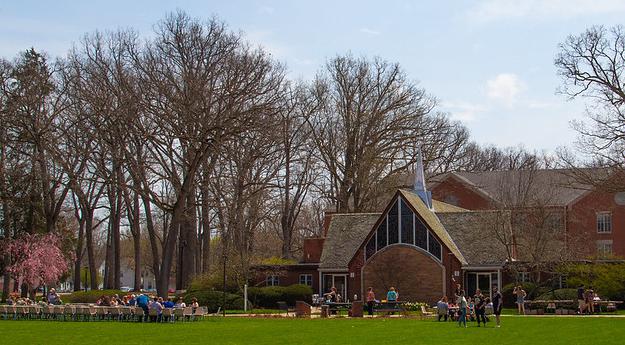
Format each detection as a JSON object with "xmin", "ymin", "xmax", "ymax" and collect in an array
[{"xmin": 2, "ymin": 233, "xmax": 73, "ymax": 296}]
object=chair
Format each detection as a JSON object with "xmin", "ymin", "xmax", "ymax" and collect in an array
[
  {"xmin": 73, "ymin": 305, "xmax": 87, "ymax": 321},
  {"xmin": 96, "ymin": 306, "xmax": 108, "ymax": 321},
  {"xmin": 420, "ymin": 305, "xmax": 434, "ymax": 319},
  {"xmin": 162, "ymin": 308, "xmax": 173, "ymax": 323},
  {"xmin": 89, "ymin": 306, "xmax": 97, "ymax": 321},
  {"xmin": 120, "ymin": 307, "xmax": 133, "ymax": 321},
  {"xmin": 42, "ymin": 305, "xmax": 53, "ymax": 320},
  {"xmin": 64, "ymin": 305, "xmax": 75, "ymax": 321},
  {"xmin": 182, "ymin": 307, "xmax": 193, "ymax": 321},
  {"xmin": 173, "ymin": 308, "xmax": 184, "ymax": 322},
  {"xmin": 29, "ymin": 306, "xmax": 40, "ymax": 320},
  {"xmin": 7, "ymin": 305, "xmax": 17, "ymax": 320},
  {"xmin": 0, "ymin": 305, "xmax": 6, "ymax": 320},
  {"xmin": 211, "ymin": 307, "xmax": 222, "ymax": 317},
  {"xmin": 108, "ymin": 307, "xmax": 121, "ymax": 321},
  {"xmin": 53, "ymin": 305, "xmax": 64, "ymax": 320},
  {"xmin": 148, "ymin": 307, "xmax": 160, "ymax": 322},
  {"xmin": 19, "ymin": 306, "xmax": 29, "ymax": 319},
  {"xmin": 192, "ymin": 306, "xmax": 207, "ymax": 321},
  {"xmin": 133, "ymin": 307, "xmax": 145, "ymax": 322}
]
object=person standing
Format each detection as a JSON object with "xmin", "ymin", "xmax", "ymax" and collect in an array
[
  {"xmin": 437, "ymin": 296, "xmax": 449, "ymax": 322},
  {"xmin": 577, "ymin": 285, "xmax": 585, "ymax": 314},
  {"xmin": 474, "ymin": 289, "xmax": 487, "ymax": 327},
  {"xmin": 513, "ymin": 285, "xmax": 527, "ymax": 315},
  {"xmin": 366, "ymin": 287, "xmax": 376, "ymax": 316},
  {"xmin": 457, "ymin": 290, "xmax": 468, "ymax": 328},
  {"xmin": 585, "ymin": 287, "xmax": 595, "ymax": 314},
  {"xmin": 492, "ymin": 286, "xmax": 503, "ymax": 328}
]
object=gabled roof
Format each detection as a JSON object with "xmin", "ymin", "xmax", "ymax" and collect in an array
[
  {"xmin": 398, "ymin": 189, "xmax": 468, "ymax": 265},
  {"xmin": 437, "ymin": 211, "xmax": 512, "ymax": 266},
  {"xmin": 431, "ymin": 169, "xmax": 606, "ymax": 207},
  {"xmin": 319, "ymin": 213, "xmax": 381, "ymax": 269}
]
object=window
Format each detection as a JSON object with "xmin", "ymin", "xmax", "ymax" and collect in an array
[
  {"xmin": 376, "ymin": 218, "xmax": 387, "ymax": 251},
  {"xmin": 428, "ymin": 234, "xmax": 441, "ymax": 260},
  {"xmin": 365, "ymin": 195, "xmax": 443, "ymax": 263},
  {"xmin": 400, "ymin": 199, "xmax": 414, "ymax": 244},
  {"xmin": 299, "ymin": 274, "xmax": 313, "ymax": 286},
  {"xmin": 365, "ymin": 236, "xmax": 376, "ymax": 260},
  {"xmin": 415, "ymin": 216, "xmax": 428, "ymax": 249},
  {"xmin": 388, "ymin": 201, "xmax": 399, "ymax": 245},
  {"xmin": 266, "ymin": 275, "xmax": 280, "ymax": 286},
  {"xmin": 517, "ymin": 272, "xmax": 531, "ymax": 283},
  {"xmin": 597, "ymin": 212, "xmax": 612, "ymax": 233},
  {"xmin": 597, "ymin": 240, "xmax": 613, "ymax": 257}
]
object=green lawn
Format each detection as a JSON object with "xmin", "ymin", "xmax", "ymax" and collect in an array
[{"xmin": 0, "ymin": 316, "xmax": 623, "ymax": 344}]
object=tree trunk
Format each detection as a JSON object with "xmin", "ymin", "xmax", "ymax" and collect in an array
[
  {"xmin": 72, "ymin": 215, "xmax": 85, "ymax": 291},
  {"xmin": 2, "ymin": 256, "xmax": 9, "ymax": 301},
  {"xmin": 132, "ymin": 193, "xmax": 142, "ymax": 291},
  {"xmin": 200, "ymin": 186, "xmax": 211, "ymax": 273},
  {"xmin": 85, "ymin": 211, "xmax": 97, "ymax": 290}
]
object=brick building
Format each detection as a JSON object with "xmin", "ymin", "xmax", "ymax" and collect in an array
[
  {"xmin": 252, "ymin": 157, "xmax": 516, "ymax": 304},
  {"xmin": 429, "ymin": 169, "xmax": 625, "ymax": 259}
]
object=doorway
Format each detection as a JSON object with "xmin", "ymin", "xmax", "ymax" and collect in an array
[{"xmin": 322, "ymin": 274, "xmax": 348, "ymax": 301}]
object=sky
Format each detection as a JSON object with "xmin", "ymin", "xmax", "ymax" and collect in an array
[{"xmin": 2, "ymin": 0, "xmax": 625, "ymax": 153}]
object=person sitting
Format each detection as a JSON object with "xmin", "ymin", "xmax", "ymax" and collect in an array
[
  {"xmin": 387, "ymin": 287, "xmax": 398, "ymax": 302},
  {"xmin": 163, "ymin": 298, "xmax": 175, "ymax": 309},
  {"xmin": 174, "ymin": 297, "xmax": 186, "ymax": 308},
  {"xmin": 128, "ymin": 294, "xmax": 137, "ymax": 306},
  {"xmin": 122, "ymin": 295, "xmax": 129, "ymax": 306},
  {"xmin": 149, "ymin": 297, "xmax": 164, "ymax": 322},
  {"xmin": 190, "ymin": 297, "xmax": 199, "ymax": 312},
  {"xmin": 436, "ymin": 296, "xmax": 449, "ymax": 321},
  {"xmin": 6, "ymin": 296, "xmax": 14, "ymax": 305},
  {"xmin": 38, "ymin": 296, "xmax": 48, "ymax": 307},
  {"xmin": 325, "ymin": 287, "xmax": 338, "ymax": 303},
  {"xmin": 47, "ymin": 288, "xmax": 60, "ymax": 305}
]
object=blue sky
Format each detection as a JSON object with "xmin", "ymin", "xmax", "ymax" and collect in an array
[{"xmin": 3, "ymin": 0, "xmax": 625, "ymax": 153}]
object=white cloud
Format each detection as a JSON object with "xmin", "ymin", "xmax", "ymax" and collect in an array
[
  {"xmin": 468, "ymin": 0, "xmax": 625, "ymax": 21},
  {"xmin": 441, "ymin": 101, "xmax": 488, "ymax": 123},
  {"xmin": 486, "ymin": 73, "xmax": 524, "ymax": 107},
  {"xmin": 360, "ymin": 27, "xmax": 381, "ymax": 36}
]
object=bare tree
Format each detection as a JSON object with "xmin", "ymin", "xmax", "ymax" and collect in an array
[
  {"xmin": 555, "ymin": 25, "xmax": 625, "ymax": 188},
  {"xmin": 127, "ymin": 12, "xmax": 285, "ymax": 296},
  {"xmin": 309, "ymin": 55, "xmax": 440, "ymax": 212}
]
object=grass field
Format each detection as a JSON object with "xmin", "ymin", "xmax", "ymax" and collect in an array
[{"xmin": 1, "ymin": 316, "xmax": 624, "ymax": 345}]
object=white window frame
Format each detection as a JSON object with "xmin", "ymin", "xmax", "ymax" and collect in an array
[
  {"xmin": 517, "ymin": 271, "xmax": 531, "ymax": 283},
  {"xmin": 597, "ymin": 212, "xmax": 612, "ymax": 234},
  {"xmin": 266, "ymin": 275, "xmax": 280, "ymax": 286},
  {"xmin": 596, "ymin": 240, "xmax": 613, "ymax": 257},
  {"xmin": 299, "ymin": 274, "xmax": 313, "ymax": 286}
]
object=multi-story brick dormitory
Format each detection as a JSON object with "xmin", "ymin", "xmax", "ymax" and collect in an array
[
  {"xmin": 252, "ymin": 164, "xmax": 625, "ymax": 304},
  {"xmin": 429, "ymin": 169, "xmax": 625, "ymax": 259}
]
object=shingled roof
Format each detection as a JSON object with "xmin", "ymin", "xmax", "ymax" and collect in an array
[
  {"xmin": 437, "ymin": 211, "xmax": 512, "ymax": 266},
  {"xmin": 319, "ymin": 213, "xmax": 381, "ymax": 269},
  {"xmin": 434, "ymin": 169, "xmax": 608, "ymax": 206}
]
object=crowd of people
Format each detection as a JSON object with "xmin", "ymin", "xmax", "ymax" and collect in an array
[
  {"xmin": 4, "ymin": 288, "xmax": 201, "ymax": 322},
  {"xmin": 435, "ymin": 285, "xmax": 503, "ymax": 328}
]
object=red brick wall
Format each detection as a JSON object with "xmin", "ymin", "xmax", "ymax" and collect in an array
[
  {"xmin": 302, "ymin": 238, "xmax": 324, "ymax": 263},
  {"xmin": 568, "ymin": 190, "xmax": 625, "ymax": 258},
  {"xmin": 250, "ymin": 265, "xmax": 320, "ymax": 294},
  {"xmin": 431, "ymin": 176, "xmax": 493, "ymax": 210},
  {"xmin": 360, "ymin": 246, "xmax": 444, "ymax": 305}
]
